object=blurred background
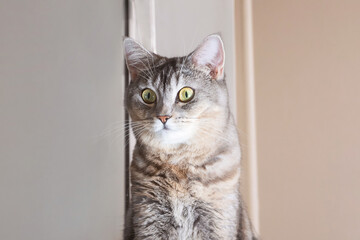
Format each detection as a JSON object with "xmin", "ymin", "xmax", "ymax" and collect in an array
[{"xmin": 1, "ymin": 0, "xmax": 359, "ymax": 239}]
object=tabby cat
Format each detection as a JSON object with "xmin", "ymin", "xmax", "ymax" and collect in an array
[{"xmin": 124, "ymin": 34, "xmax": 257, "ymax": 240}]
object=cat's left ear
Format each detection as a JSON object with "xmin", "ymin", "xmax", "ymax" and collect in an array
[
  {"xmin": 123, "ymin": 37, "xmax": 157, "ymax": 80},
  {"xmin": 191, "ymin": 34, "xmax": 225, "ymax": 80}
]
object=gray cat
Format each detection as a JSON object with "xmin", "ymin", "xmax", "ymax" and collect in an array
[{"xmin": 123, "ymin": 34, "xmax": 258, "ymax": 240}]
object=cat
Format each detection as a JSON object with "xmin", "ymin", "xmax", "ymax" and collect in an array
[{"xmin": 123, "ymin": 34, "xmax": 258, "ymax": 240}]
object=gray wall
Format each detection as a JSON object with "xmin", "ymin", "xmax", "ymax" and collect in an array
[{"xmin": 0, "ymin": 1, "xmax": 125, "ymax": 240}]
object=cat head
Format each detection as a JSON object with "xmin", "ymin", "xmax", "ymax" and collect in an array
[{"xmin": 124, "ymin": 35, "xmax": 230, "ymax": 148}]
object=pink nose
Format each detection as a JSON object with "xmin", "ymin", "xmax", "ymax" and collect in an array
[{"xmin": 157, "ymin": 115, "xmax": 171, "ymax": 124}]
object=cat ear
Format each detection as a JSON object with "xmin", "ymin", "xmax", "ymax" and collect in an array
[
  {"xmin": 123, "ymin": 38, "xmax": 155, "ymax": 80},
  {"xmin": 191, "ymin": 34, "xmax": 225, "ymax": 80}
]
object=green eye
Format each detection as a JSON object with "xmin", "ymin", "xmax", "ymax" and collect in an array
[
  {"xmin": 178, "ymin": 87, "xmax": 194, "ymax": 102},
  {"xmin": 141, "ymin": 88, "xmax": 156, "ymax": 104}
]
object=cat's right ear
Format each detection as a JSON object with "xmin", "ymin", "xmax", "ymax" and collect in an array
[
  {"xmin": 191, "ymin": 34, "xmax": 225, "ymax": 80},
  {"xmin": 123, "ymin": 38, "xmax": 155, "ymax": 80}
]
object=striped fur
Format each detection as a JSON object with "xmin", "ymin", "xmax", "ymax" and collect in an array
[{"xmin": 124, "ymin": 35, "xmax": 258, "ymax": 240}]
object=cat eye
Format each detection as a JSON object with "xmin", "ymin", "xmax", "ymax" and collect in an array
[
  {"xmin": 141, "ymin": 88, "xmax": 156, "ymax": 104},
  {"xmin": 178, "ymin": 87, "xmax": 194, "ymax": 102}
]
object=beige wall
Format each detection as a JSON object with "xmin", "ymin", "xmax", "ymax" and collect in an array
[
  {"xmin": 251, "ymin": 0, "xmax": 360, "ymax": 239},
  {"xmin": 0, "ymin": 1, "xmax": 125, "ymax": 239}
]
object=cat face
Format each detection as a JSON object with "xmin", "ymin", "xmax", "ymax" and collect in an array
[{"xmin": 124, "ymin": 35, "xmax": 229, "ymax": 146}]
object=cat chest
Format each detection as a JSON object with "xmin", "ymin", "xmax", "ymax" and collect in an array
[
  {"xmin": 167, "ymin": 191, "xmax": 199, "ymax": 240},
  {"xmin": 165, "ymin": 180, "xmax": 216, "ymax": 239}
]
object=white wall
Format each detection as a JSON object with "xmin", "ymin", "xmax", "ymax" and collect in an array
[
  {"xmin": 0, "ymin": 1, "xmax": 125, "ymax": 239},
  {"xmin": 150, "ymin": 0, "xmax": 237, "ymax": 116}
]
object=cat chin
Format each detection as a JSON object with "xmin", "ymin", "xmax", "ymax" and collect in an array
[
  {"xmin": 150, "ymin": 121, "xmax": 196, "ymax": 145},
  {"xmin": 154, "ymin": 129, "xmax": 193, "ymax": 145}
]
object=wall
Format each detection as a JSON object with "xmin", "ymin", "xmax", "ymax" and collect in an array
[
  {"xmin": 0, "ymin": 1, "xmax": 125, "ymax": 239},
  {"xmin": 153, "ymin": 0, "xmax": 237, "ymax": 116},
  {"xmin": 252, "ymin": 0, "xmax": 360, "ymax": 239}
]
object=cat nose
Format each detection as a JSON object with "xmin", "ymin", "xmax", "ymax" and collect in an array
[{"xmin": 157, "ymin": 115, "xmax": 171, "ymax": 124}]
